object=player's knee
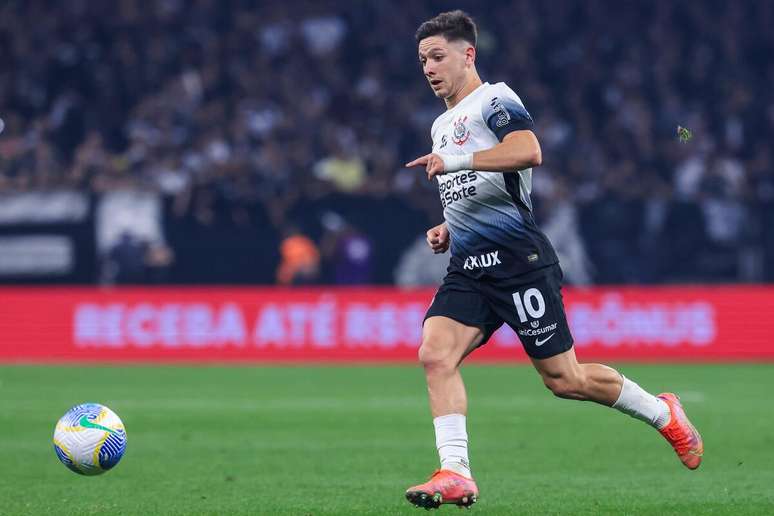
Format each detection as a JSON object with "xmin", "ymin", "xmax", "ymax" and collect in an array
[
  {"xmin": 542, "ymin": 371, "xmax": 588, "ymax": 400},
  {"xmin": 418, "ymin": 333, "xmax": 457, "ymax": 372}
]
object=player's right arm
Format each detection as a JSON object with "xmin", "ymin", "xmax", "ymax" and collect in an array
[{"xmin": 426, "ymin": 222, "xmax": 450, "ymax": 254}]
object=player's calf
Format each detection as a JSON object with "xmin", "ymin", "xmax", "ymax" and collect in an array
[{"xmin": 541, "ymin": 370, "xmax": 589, "ymax": 401}]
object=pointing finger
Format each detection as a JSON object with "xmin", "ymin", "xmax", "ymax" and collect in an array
[{"xmin": 405, "ymin": 154, "xmax": 431, "ymax": 168}]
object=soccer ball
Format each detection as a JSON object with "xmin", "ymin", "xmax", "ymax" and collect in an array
[{"xmin": 53, "ymin": 403, "xmax": 127, "ymax": 475}]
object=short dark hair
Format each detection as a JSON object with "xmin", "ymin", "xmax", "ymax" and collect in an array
[{"xmin": 415, "ymin": 10, "xmax": 477, "ymax": 47}]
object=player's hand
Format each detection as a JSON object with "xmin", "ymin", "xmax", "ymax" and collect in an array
[
  {"xmin": 426, "ymin": 222, "xmax": 450, "ymax": 254},
  {"xmin": 405, "ymin": 153, "xmax": 446, "ymax": 180}
]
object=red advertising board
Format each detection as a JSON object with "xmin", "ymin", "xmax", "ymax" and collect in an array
[{"xmin": 0, "ymin": 286, "xmax": 772, "ymax": 362}]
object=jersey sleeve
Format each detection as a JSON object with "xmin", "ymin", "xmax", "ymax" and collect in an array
[{"xmin": 482, "ymin": 83, "xmax": 534, "ymax": 142}]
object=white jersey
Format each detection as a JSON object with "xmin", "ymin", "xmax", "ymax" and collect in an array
[{"xmin": 430, "ymin": 81, "xmax": 557, "ymax": 279}]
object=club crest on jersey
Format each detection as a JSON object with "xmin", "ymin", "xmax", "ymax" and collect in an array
[
  {"xmin": 463, "ymin": 251, "xmax": 501, "ymax": 270},
  {"xmin": 452, "ymin": 116, "xmax": 470, "ymax": 145}
]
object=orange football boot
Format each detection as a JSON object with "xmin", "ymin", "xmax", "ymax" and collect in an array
[
  {"xmin": 405, "ymin": 469, "xmax": 479, "ymax": 509},
  {"xmin": 657, "ymin": 393, "xmax": 704, "ymax": 469}
]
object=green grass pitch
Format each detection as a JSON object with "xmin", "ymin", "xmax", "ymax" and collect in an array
[{"xmin": 1, "ymin": 364, "xmax": 773, "ymax": 515}]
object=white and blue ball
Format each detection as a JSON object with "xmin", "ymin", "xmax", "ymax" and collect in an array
[{"xmin": 53, "ymin": 403, "xmax": 127, "ymax": 475}]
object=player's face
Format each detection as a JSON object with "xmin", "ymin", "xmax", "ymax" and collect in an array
[{"xmin": 418, "ymin": 36, "xmax": 470, "ymax": 99}]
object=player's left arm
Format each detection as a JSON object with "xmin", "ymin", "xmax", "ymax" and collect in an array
[
  {"xmin": 470, "ymin": 130, "xmax": 541, "ymax": 172},
  {"xmin": 405, "ymin": 130, "xmax": 541, "ymax": 179},
  {"xmin": 476, "ymin": 87, "xmax": 541, "ymax": 172}
]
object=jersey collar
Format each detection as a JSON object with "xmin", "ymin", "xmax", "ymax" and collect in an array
[{"xmin": 445, "ymin": 82, "xmax": 489, "ymax": 114}]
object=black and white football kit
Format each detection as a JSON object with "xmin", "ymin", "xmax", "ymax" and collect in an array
[{"xmin": 424, "ymin": 82, "xmax": 573, "ymax": 359}]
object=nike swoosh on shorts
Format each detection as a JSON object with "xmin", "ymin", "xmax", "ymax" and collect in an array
[{"xmin": 535, "ymin": 333, "xmax": 555, "ymax": 347}]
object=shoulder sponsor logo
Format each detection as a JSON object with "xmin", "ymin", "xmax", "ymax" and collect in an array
[
  {"xmin": 463, "ymin": 251, "xmax": 501, "ymax": 270},
  {"xmin": 490, "ymin": 97, "xmax": 511, "ymax": 128}
]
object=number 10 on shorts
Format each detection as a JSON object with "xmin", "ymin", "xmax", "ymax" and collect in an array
[{"xmin": 511, "ymin": 288, "xmax": 546, "ymax": 323}]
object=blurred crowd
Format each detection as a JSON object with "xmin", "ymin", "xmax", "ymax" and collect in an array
[{"xmin": 1, "ymin": 0, "xmax": 773, "ymax": 285}]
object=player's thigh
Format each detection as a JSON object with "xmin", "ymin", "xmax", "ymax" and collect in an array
[
  {"xmin": 421, "ymin": 316, "xmax": 486, "ymax": 366},
  {"xmin": 422, "ymin": 271, "xmax": 503, "ymax": 365},
  {"xmin": 485, "ymin": 264, "xmax": 574, "ymax": 360}
]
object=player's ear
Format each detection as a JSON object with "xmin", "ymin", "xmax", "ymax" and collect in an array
[{"xmin": 465, "ymin": 45, "xmax": 476, "ymax": 67}]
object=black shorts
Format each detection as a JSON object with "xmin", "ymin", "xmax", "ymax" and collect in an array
[{"xmin": 424, "ymin": 263, "xmax": 574, "ymax": 359}]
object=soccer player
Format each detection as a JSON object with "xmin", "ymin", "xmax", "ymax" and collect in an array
[{"xmin": 403, "ymin": 11, "xmax": 703, "ymax": 510}]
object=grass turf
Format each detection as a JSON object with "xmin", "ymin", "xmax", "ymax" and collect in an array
[{"xmin": 0, "ymin": 364, "xmax": 773, "ymax": 515}]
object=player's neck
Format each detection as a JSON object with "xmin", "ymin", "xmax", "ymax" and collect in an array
[{"xmin": 445, "ymin": 73, "xmax": 483, "ymax": 110}]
